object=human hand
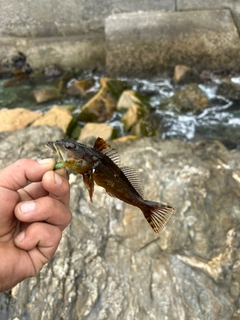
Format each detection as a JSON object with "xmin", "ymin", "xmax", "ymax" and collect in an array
[{"xmin": 0, "ymin": 158, "xmax": 72, "ymax": 292}]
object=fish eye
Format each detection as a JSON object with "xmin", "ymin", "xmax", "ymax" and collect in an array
[{"xmin": 65, "ymin": 141, "xmax": 75, "ymax": 149}]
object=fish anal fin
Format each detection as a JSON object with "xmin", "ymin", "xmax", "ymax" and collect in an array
[
  {"xmin": 94, "ymin": 137, "xmax": 120, "ymax": 166},
  {"xmin": 142, "ymin": 201, "xmax": 174, "ymax": 233},
  {"xmin": 83, "ymin": 171, "xmax": 94, "ymax": 202},
  {"xmin": 121, "ymin": 166, "xmax": 144, "ymax": 198}
]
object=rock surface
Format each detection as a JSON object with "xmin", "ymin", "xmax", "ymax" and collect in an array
[{"xmin": 0, "ymin": 126, "xmax": 240, "ymax": 320}]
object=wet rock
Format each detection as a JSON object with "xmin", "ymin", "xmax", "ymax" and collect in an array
[
  {"xmin": 33, "ymin": 87, "xmax": 62, "ymax": 103},
  {"xmin": 32, "ymin": 105, "xmax": 72, "ymax": 133},
  {"xmin": 216, "ymin": 78, "xmax": 240, "ymax": 100},
  {"xmin": 76, "ymin": 78, "xmax": 128, "ymax": 123},
  {"xmin": 131, "ymin": 113, "xmax": 163, "ymax": 137},
  {"xmin": 79, "ymin": 123, "xmax": 115, "ymax": 141},
  {"xmin": 0, "ymin": 108, "xmax": 42, "ymax": 132},
  {"xmin": 3, "ymin": 73, "xmax": 30, "ymax": 87},
  {"xmin": 118, "ymin": 90, "xmax": 151, "ymax": 131},
  {"xmin": 67, "ymin": 78, "xmax": 95, "ymax": 97},
  {"xmin": 159, "ymin": 83, "xmax": 209, "ymax": 113},
  {"xmin": 117, "ymin": 90, "xmax": 145, "ymax": 111},
  {"xmin": 173, "ymin": 65, "xmax": 201, "ymax": 84},
  {"xmin": 121, "ymin": 104, "xmax": 146, "ymax": 131},
  {"xmin": 42, "ymin": 65, "xmax": 63, "ymax": 78},
  {"xmin": 0, "ymin": 126, "xmax": 240, "ymax": 319}
]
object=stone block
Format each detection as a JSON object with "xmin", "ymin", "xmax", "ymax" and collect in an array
[
  {"xmin": 0, "ymin": 34, "xmax": 105, "ymax": 71},
  {"xmin": 177, "ymin": 0, "xmax": 240, "ymax": 32},
  {"xmin": 106, "ymin": 9, "xmax": 240, "ymax": 76}
]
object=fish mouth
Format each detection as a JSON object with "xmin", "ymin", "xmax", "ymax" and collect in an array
[{"xmin": 46, "ymin": 142, "xmax": 66, "ymax": 168}]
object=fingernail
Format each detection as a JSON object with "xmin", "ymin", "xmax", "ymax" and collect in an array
[
  {"xmin": 54, "ymin": 172, "xmax": 62, "ymax": 185},
  {"xmin": 20, "ymin": 201, "xmax": 36, "ymax": 214},
  {"xmin": 37, "ymin": 158, "xmax": 55, "ymax": 166},
  {"xmin": 15, "ymin": 230, "xmax": 25, "ymax": 242}
]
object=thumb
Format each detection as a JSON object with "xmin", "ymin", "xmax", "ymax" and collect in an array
[{"xmin": 0, "ymin": 158, "xmax": 55, "ymax": 191}]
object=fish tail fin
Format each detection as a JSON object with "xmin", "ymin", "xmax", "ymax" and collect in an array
[{"xmin": 141, "ymin": 201, "xmax": 174, "ymax": 233}]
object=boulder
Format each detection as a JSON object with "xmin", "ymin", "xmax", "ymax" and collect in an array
[
  {"xmin": 79, "ymin": 123, "xmax": 115, "ymax": 141},
  {"xmin": 216, "ymin": 78, "xmax": 240, "ymax": 100},
  {"xmin": 32, "ymin": 105, "xmax": 72, "ymax": 133},
  {"xmin": 159, "ymin": 83, "xmax": 209, "ymax": 113},
  {"xmin": 0, "ymin": 108, "xmax": 42, "ymax": 132},
  {"xmin": 0, "ymin": 126, "xmax": 240, "ymax": 319}
]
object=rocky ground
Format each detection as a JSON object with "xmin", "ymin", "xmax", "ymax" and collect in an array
[{"xmin": 0, "ymin": 126, "xmax": 240, "ymax": 320}]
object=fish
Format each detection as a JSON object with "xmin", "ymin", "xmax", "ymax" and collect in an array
[{"xmin": 46, "ymin": 137, "xmax": 174, "ymax": 232}]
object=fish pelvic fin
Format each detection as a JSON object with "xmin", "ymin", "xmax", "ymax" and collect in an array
[
  {"xmin": 83, "ymin": 171, "xmax": 94, "ymax": 202},
  {"xmin": 141, "ymin": 201, "xmax": 174, "ymax": 233}
]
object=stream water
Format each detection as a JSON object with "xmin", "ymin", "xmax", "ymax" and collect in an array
[{"xmin": 0, "ymin": 74, "xmax": 240, "ymax": 149}]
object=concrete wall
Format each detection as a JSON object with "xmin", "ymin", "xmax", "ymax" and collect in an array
[
  {"xmin": 0, "ymin": 0, "xmax": 175, "ymax": 37},
  {"xmin": 0, "ymin": 0, "xmax": 240, "ymax": 74}
]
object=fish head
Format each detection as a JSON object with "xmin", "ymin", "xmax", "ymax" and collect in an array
[{"xmin": 46, "ymin": 139, "xmax": 96, "ymax": 173}]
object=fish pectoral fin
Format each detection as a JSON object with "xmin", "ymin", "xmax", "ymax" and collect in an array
[
  {"xmin": 142, "ymin": 201, "xmax": 174, "ymax": 233},
  {"xmin": 83, "ymin": 172, "xmax": 94, "ymax": 202}
]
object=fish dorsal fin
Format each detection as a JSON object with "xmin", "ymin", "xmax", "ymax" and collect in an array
[
  {"xmin": 120, "ymin": 166, "xmax": 144, "ymax": 198},
  {"xmin": 94, "ymin": 137, "xmax": 120, "ymax": 166}
]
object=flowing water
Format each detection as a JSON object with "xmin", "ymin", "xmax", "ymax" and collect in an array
[{"xmin": 0, "ymin": 74, "xmax": 240, "ymax": 149}]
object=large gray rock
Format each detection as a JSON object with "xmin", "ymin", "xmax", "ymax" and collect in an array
[
  {"xmin": 0, "ymin": 126, "xmax": 240, "ymax": 319},
  {"xmin": 106, "ymin": 9, "xmax": 240, "ymax": 76}
]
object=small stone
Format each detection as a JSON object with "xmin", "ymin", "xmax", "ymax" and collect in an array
[
  {"xmin": 173, "ymin": 65, "xmax": 201, "ymax": 84},
  {"xmin": 33, "ymin": 87, "xmax": 62, "ymax": 103}
]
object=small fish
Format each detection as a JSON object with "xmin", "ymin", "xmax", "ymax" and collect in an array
[{"xmin": 46, "ymin": 137, "xmax": 174, "ymax": 232}]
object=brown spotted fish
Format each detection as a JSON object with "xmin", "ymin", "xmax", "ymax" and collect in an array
[{"xmin": 46, "ymin": 137, "xmax": 174, "ymax": 232}]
